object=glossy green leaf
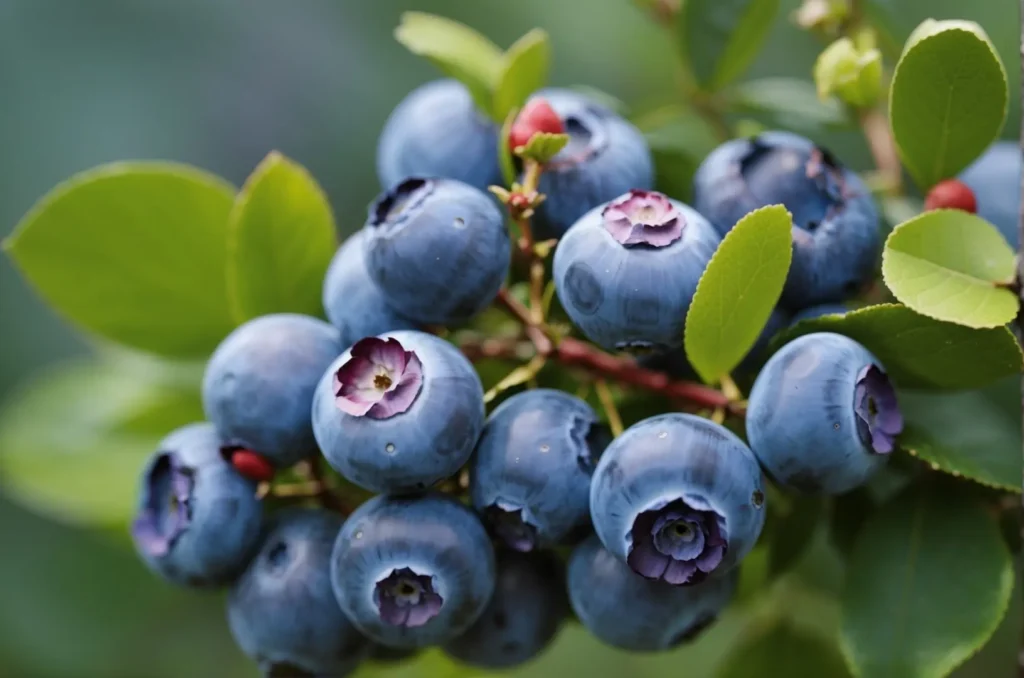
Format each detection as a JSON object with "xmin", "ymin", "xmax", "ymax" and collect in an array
[
  {"xmin": 0, "ymin": 358, "xmax": 204, "ymax": 530},
  {"xmin": 394, "ymin": 12, "xmax": 503, "ymax": 117},
  {"xmin": 840, "ymin": 482, "xmax": 1014, "ymax": 678},
  {"xmin": 889, "ymin": 20, "xmax": 1008, "ymax": 189},
  {"xmin": 678, "ymin": 0, "xmax": 781, "ymax": 91},
  {"xmin": 226, "ymin": 152, "xmax": 337, "ymax": 321},
  {"xmin": 777, "ymin": 303, "xmax": 1022, "ymax": 390},
  {"xmin": 882, "ymin": 210, "xmax": 1017, "ymax": 328},
  {"xmin": 492, "ymin": 29, "xmax": 550, "ymax": 124},
  {"xmin": 516, "ymin": 132, "xmax": 569, "ymax": 164},
  {"xmin": 685, "ymin": 205, "xmax": 792, "ymax": 384},
  {"xmin": 729, "ymin": 78, "xmax": 850, "ymax": 131},
  {"xmin": 719, "ymin": 621, "xmax": 852, "ymax": 678},
  {"xmin": 4, "ymin": 163, "xmax": 236, "ymax": 358},
  {"xmin": 899, "ymin": 377, "xmax": 1022, "ymax": 493}
]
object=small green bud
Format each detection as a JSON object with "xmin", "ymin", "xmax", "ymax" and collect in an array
[
  {"xmin": 814, "ymin": 37, "xmax": 883, "ymax": 109},
  {"xmin": 515, "ymin": 132, "xmax": 570, "ymax": 165},
  {"xmin": 793, "ymin": 0, "xmax": 850, "ymax": 35}
]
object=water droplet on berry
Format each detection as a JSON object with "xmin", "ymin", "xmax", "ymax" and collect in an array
[
  {"xmin": 539, "ymin": 444, "xmax": 550, "ymax": 453},
  {"xmin": 658, "ymin": 431, "xmax": 668, "ymax": 439},
  {"xmin": 385, "ymin": 443, "xmax": 396, "ymax": 454},
  {"xmin": 453, "ymin": 217, "xmax": 466, "ymax": 228},
  {"xmin": 355, "ymin": 530, "xmax": 363, "ymax": 540}
]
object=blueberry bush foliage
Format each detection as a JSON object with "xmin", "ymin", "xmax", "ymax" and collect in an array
[{"xmin": 2, "ymin": 1, "xmax": 1022, "ymax": 677}]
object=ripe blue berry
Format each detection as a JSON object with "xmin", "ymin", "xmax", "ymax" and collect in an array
[
  {"xmin": 529, "ymin": 89, "xmax": 654, "ymax": 240},
  {"xmin": 959, "ymin": 140, "xmax": 1021, "ymax": 249},
  {"xmin": 590, "ymin": 414, "xmax": 764, "ymax": 586},
  {"xmin": 444, "ymin": 550, "xmax": 567, "ymax": 669},
  {"xmin": 790, "ymin": 302, "xmax": 848, "ymax": 326},
  {"xmin": 203, "ymin": 314, "xmax": 342, "ymax": 467},
  {"xmin": 567, "ymin": 536, "xmax": 735, "ymax": 652},
  {"xmin": 312, "ymin": 331, "xmax": 484, "ymax": 494},
  {"xmin": 553, "ymin": 190, "xmax": 720, "ymax": 351},
  {"xmin": 693, "ymin": 131, "xmax": 880, "ymax": 310},
  {"xmin": 330, "ymin": 493, "xmax": 497, "ymax": 649},
  {"xmin": 377, "ymin": 79, "xmax": 501, "ymax": 192},
  {"xmin": 747, "ymin": 332, "xmax": 903, "ymax": 494},
  {"xmin": 323, "ymin": 229, "xmax": 417, "ymax": 349},
  {"xmin": 364, "ymin": 177, "xmax": 510, "ymax": 325},
  {"xmin": 227, "ymin": 509, "xmax": 368, "ymax": 677},
  {"xmin": 131, "ymin": 423, "xmax": 262, "ymax": 587},
  {"xmin": 470, "ymin": 389, "xmax": 610, "ymax": 551}
]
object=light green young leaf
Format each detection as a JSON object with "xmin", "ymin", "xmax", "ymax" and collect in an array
[
  {"xmin": 226, "ymin": 152, "xmax": 337, "ymax": 322},
  {"xmin": 685, "ymin": 205, "xmax": 792, "ymax": 384},
  {"xmin": 777, "ymin": 303, "xmax": 1022, "ymax": 390},
  {"xmin": 4, "ymin": 163, "xmax": 237, "ymax": 358},
  {"xmin": 719, "ymin": 621, "xmax": 852, "ymax": 678},
  {"xmin": 889, "ymin": 20, "xmax": 1008, "ymax": 189},
  {"xmin": 516, "ymin": 132, "xmax": 569, "ymax": 165},
  {"xmin": 394, "ymin": 12, "xmax": 503, "ymax": 117},
  {"xmin": 882, "ymin": 210, "xmax": 1017, "ymax": 328},
  {"xmin": 840, "ymin": 482, "xmax": 1013, "ymax": 678},
  {"xmin": 492, "ymin": 29, "xmax": 550, "ymax": 124},
  {"xmin": 678, "ymin": 0, "xmax": 782, "ymax": 91}
]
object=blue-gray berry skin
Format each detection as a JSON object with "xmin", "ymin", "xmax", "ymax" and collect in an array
[
  {"xmin": 567, "ymin": 536, "xmax": 735, "ymax": 652},
  {"xmin": 470, "ymin": 389, "xmax": 609, "ymax": 551},
  {"xmin": 790, "ymin": 302, "xmax": 848, "ymax": 326},
  {"xmin": 131, "ymin": 423, "xmax": 262, "ymax": 587},
  {"xmin": 323, "ymin": 230, "xmax": 417, "ymax": 349},
  {"xmin": 444, "ymin": 550, "xmax": 567, "ymax": 669},
  {"xmin": 553, "ymin": 196, "xmax": 720, "ymax": 352},
  {"xmin": 313, "ymin": 330, "xmax": 485, "ymax": 494},
  {"xmin": 330, "ymin": 493, "xmax": 497, "ymax": 649},
  {"xmin": 959, "ymin": 141, "xmax": 1021, "ymax": 249},
  {"xmin": 693, "ymin": 131, "xmax": 880, "ymax": 310},
  {"xmin": 227, "ymin": 508, "xmax": 368, "ymax": 678},
  {"xmin": 531, "ymin": 89, "xmax": 654, "ymax": 240},
  {"xmin": 202, "ymin": 314, "xmax": 342, "ymax": 467},
  {"xmin": 590, "ymin": 414, "xmax": 765, "ymax": 581},
  {"xmin": 364, "ymin": 177, "xmax": 511, "ymax": 325},
  {"xmin": 377, "ymin": 79, "xmax": 501, "ymax": 193},
  {"xmin": 747, "ymin": 332, "xmax": 901, "ymax": 494}
]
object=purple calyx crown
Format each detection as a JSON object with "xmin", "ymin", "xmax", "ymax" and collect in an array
[
  {"xmin": 627, "ymin": 498, "xmax": 727, "ymax": 586},
  {"xmin": 333, "ymin": 337, "xmax": 423, "ymax": 419},
  {"xmin": 131, "ymin": 452, "xmax": 193, "ymax": 557},
  {"xmin": 602, "ymin": 190, "xmax": 684, "ymax": 247},
  {"xmin": 854, "ymin": 364, "xmax": 903, "ymax": 454},
  {"xmin": 375, "ymin": 567, "xmax": 443, "ymax": 628}
]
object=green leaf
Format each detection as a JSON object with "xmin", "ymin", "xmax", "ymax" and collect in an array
[
  {"xmin": 899, "ymin": 377, "xmax": 1022, "ymax": 493},
  {"xmin": 840, "ymin": 482, "xmax": 1014, "ymax": 678},
  {"xmin": 0, "ymin": 358, "xmax": 204, "ymax": 529},
  {"xmin": 497, "ymin": 108, "xmax": 517, "ymax": 188},
  {"xmin": 719, "ymin": 621, "xmax": 853, "ymax": 678},
  {"xmin": 728, "ymin": 78, "xmax": 851, "ymax": 131},
  {"xmin": 889, "ymin": 20, "xmax": 1008, "ymax": 189},
  {"xmin": 768, "ymin": 495, "xmax": 822, "ymax": 578},
  {"xmin": 685, "ymin": 205, "xmax": 793, "ymax": 384},
  {"xmin": 678, "ymin": 0, "xmax": 782, "ymax": 91},
  {"xmin": 635, "ymin": 105, "xmax": 721, "ymax": 202},
  {"xmin": 882, "ymin": 210, "xmax": 1018, "ymax": 328},
  {"xmin": 226, "ymin": 152, "xmax": 337, "ymax": 322},
  {"xmin": 492, "ymin": 29, "xmax": 550, "ymax": 124},
  {"xmin": 394, "ymin": 12, "xmax": 503, "ymax": 118},
  {"xmin": 515, "ymin": 132, "xmax": 569, "ymax": 164},
  {"xmin": 777, "ymin": 303, "xmax": 1022, "ymax": 390},
  {"xmin": 4, "ymin": 163, "xmax": 237, "ymax": 358}
]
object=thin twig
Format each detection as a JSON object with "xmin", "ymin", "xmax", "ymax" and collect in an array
[
  {"xmin": 594, "ymin": 379, "xmax": 625, "ymax": 437},
  {"xmin": 859, "ymin": 107, "xmax": 902, "ymax": 194}
]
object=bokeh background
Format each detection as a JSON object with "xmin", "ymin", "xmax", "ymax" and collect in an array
[{"xmin": 1, "ymin": 1, "xmax": 1021, "ymax": 677}]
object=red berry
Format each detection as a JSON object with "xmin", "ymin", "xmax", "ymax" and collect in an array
[
  {"xmin": 925, "ymin": 179, "xmax": 977, "ymax": 214},
  {"xmin": 508, "ymin": 98, "xmax": 565, "ymax": 152},
  {"xmin": 229, "ymin": 448, "xmax": 276, "ymax": 482}
]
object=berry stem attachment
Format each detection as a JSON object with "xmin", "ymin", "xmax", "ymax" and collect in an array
[
  {"xmin": 594, "ymin": 378, "xmax": 625, "ymax": 437},
  {"xmin": 483, "ymin": 354, "xmax": 548, "ymax": 404}
]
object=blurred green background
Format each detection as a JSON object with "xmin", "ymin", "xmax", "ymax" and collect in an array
[{"xmin": 0, "ymin": 1, "xmax": 1020, "ymax": 677}]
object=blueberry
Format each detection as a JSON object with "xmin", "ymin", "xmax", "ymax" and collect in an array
[
  {"xmin": 470, "ymin": 389, "xmax": 609, "ymax": 551},
  {"xmin": 553, "ymin": 190, "xmax": 720, "ymax": 351},
  {"xmin": 590, "ymin": 413, "xmax": 764, "ymax": 586},
  {"xmin": 567, "ymin": 536, "xmax": 735, "ymax": 652},
  {"xmin": 693, "ymin": 131, "xmax": 880, "ymax": 310},
  {"xmin": 227, "ymin": 508, "xmax": 368, "ymax": 677},
  {"xmin": 312, "ymin": 330, "xmax": 484, "ymax": 494},
  {"xmin": 377, "ymin": 79, "xmax": 502, "ymax": 192},
  {"xmin": 203, "ymin": 314, "xmax": 342, "ymax": 467},
  {"xmin": 959, "ymin": 140, "xmax": 1021, "ymax": 249},
  {"xmin": 131, "ymin": 423, "xmax": 262, "ymax": 587},
  {"xmin": 747, "ymin": 332, "xmax": 903, "ymax": 494},
  {"xmin": 330, "ymin": 493, "xmax": 497, "ymax": 648},
  {"xmin": 444, "ymin": 550, "xmax": 567, "ymax": 669},
  {"xmin": 364, "ymin": 177, "xmax": 510, "ymax": 325},
  {"xmin": 529, "ymin": 89, "xmax": 654, "ymax": 240},
  {"xmin": 323, "ymin": 230, "xmax": 417, "ymax": 349},
  {"xmin": 790, "ymin": 302, "xmax": 848, "ymax": 326}
]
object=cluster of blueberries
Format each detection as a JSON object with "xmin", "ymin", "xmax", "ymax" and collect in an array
[{"xmin": 131, "ymin": 80, "xmax": 937, "ymax": 677}]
